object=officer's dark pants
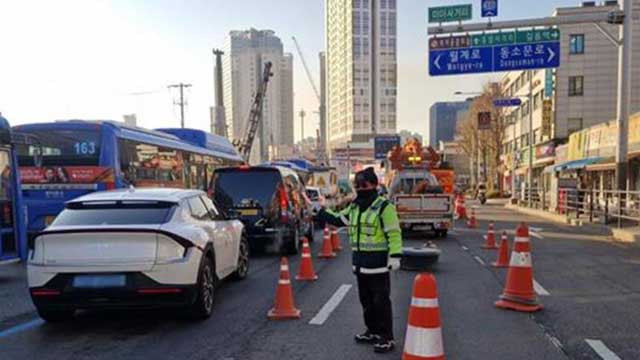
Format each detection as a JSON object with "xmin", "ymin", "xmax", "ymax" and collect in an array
[{"xmin": 356, "ymin": 272, "xmax": 393, "ymax": 340}]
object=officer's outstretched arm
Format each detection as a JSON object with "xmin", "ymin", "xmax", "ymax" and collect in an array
[
  {"xmin": 381, "ymin": 204, "xmax": 403, "ymax": 257},
  {"xmin": 317, "ymin": 206, "xmax": 351, "ymax": 228}
]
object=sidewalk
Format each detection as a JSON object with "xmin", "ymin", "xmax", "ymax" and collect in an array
[
  {"xmin": 505, "ymin": 202, "xmax": 640, "ymax": 245},
  {"xmin": 0, "ymin": 262, "xmax": 35, "ymax": 323}
]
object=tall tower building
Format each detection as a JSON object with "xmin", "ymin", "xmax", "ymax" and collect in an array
[
  {"xmin": 223, "ymin": 29, "xmax": 294, "ymax": 163},
  {"xmin": 325, "ymin": 0, "xmax": 397, "ymax": 151}
]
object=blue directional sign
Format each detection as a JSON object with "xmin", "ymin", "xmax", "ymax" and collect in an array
[
  {"xmin": 493, "ymin": 42, "xmax": 560, "ymax": 71},
  {"xmin": 493, "ymin": 98, "xmax": 522, "ymax": 107},
  {"xmin": 429, "ymin": 41, "xmax": 560, "ymax": 76},
  {"xmin": 374, "ymin": 135, "xmax": 401, "ymax": 160},
  {"xmin": 429, "ymin": 46, "xmax": 493, "ymax": 76},
  {"xmin": 481, "ymin": 0, "xmax": 498, "ymax": 17}
]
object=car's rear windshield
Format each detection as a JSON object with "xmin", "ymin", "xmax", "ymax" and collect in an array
[
  {"xmin": 391, "ymin": 171, "xmax": 439, "ymax": 195},
  {"xmin": 51, "ymin": 201, "xmax": 174, "ymax": 226},
  {"xmin": 213, "ymin": 169, "xmax": 280, "ymax": 211},
  {"xmin": 306, "ymin": 189, "xmax": 319, "ymax": 200}
]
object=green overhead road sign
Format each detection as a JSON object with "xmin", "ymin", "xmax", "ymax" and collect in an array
[
  {"xmin": 429, "ymin": 4, "xmax": 472, "ymax": 23},
  {"xmin": 516, "ymin": 29, "xmax": 560, "ymax": 43},
  {"xmin": 471, "ymin": 32, "xmax": 516, "ymax": 47},
  {"xmin": 470, "ymin": 29, "xmax": 560, "ymax": 47}
]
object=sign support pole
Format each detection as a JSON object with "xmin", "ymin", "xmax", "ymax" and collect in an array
[
  {"xmin": 528, "ymin": 70, "xmax": 534, "ymax": 208},
  {"xmin": 615, "ymin": 0, "xmax": 632, "ymax": 194}
]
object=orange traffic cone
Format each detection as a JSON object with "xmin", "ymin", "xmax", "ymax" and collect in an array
[
  {"xmin": 330, "ymin": 227, "xmax": 343, "ymax": 251},
  {"xmin": 466, "ymin": 208, "xmax": 477, "ymax": 228},
  {"xmin": 318, "ymin": 227, "xmax": 336, "ymax": 259},
  {"xmin": 296, "ymin": 238, "xmax": 318, "ymax": 281},
  {"xmin": 495, "ymin": 223, "xmax": 543, "ymax": 312},
  {"xmin": 456, "ymin": 194, "xmax": 467, "ymax": 220},
  {"xmin": 323, "ymin": 225, "xmax": 330, "ymax": 240},
  {"xmin": 482, "ymin": 222, "xmax": 498, "ymax": 249},
  {"xmin": 492, "ymin": 231, "xmax": 510, "ymax": 268},
  {"xmin": 402, "ymin": 273, "xmax": 445, "ymax": 360},
  {"xmin": 268, "ymin": 257, "xmax": 301, "ymax": 319}
]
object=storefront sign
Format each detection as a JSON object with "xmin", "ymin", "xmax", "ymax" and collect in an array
[
  {"xmin": 542, "ymin": 100, "xmax": 552, "ymax": 136},
  {"xmin": 535, "ymin": 142, "xmax": 555, "ymax": 159}
]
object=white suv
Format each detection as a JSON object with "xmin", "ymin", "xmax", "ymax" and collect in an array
[{"xmin": 28, "ymin": 188, "xmax": 248, "ymax": 322}]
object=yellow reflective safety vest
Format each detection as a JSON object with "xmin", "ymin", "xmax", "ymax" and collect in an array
[{"xmin": 325, "ymin": 196, "xmax": 402, "ymax": 273}]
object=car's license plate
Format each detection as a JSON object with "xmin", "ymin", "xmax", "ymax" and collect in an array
[
  {"xmin": 44, "ymin": 216, "xmax": 56, "ymax": 226},
  {"xmin": 239, "ymin": 209, "xmax": 258, "ymax": 216},
  {"xmin": 73, "ymin": 275, "xmax": 126, "ymax": 288}
]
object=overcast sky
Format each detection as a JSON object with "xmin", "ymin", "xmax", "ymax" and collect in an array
[{"xmin": 0, "ymin": 0, "xmax": 581, "ymax": 142}]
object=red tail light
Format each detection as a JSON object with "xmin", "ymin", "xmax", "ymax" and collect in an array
[
  {"xmin": 137, "ymin": 288, "xmax": 183, "ymax": 294},
  {"xmin": 3, "ymin": 203, "xmax": 12, "ymax": 226},
  {"xmin": 31, "ymin": 289, "xmax": 61, "ymax": 296},
  {"xmin": 279, "ymin": 186, "xmax": 289, "ymax": 223}
]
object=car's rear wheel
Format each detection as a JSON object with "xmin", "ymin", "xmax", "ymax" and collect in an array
[
  {"xmin": 187, "ymin": 257, "xmax": 216, "ymax": 319},
  {"xmin": 284, "ymin": 226, "xmax": 300, "ymax": 255},
  {"xmin": 305, "ymin": 221, "xmax": 315, "ymax": 242},
  {"xmin": 231, "ymin": 234, "xmax": 249, "ymax": 281},
  {"xmin": 36, "ymin": 307, "xmax": 75, "ymax": 322}
]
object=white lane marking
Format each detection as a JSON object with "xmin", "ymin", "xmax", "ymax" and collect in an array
[
  {"xmin": 0, "ymin": 258, "xmax": 20, "ymax": 266},
  {"xmin": 530, "ymin": 231, "xmax": 544, "ymax": 239},
  {"xmin": 530, "ymin": 226, "xmax": 544, "ymax": 233},
  {"xmin": 585, "ymin": 339, "xmax": 621, "ymax": 360},
  {"xmin": 533, "ymin": 279, "xmax": 551, "ymax": 296},
  {"xmin": 461, "ymin": 246, "xmax": 469, "ymax": 251},
  {"xmin": 474, "ymin": 256, "xmax": 485, "ymax": 266},
  {"xmin": 309, "ymin": 284, "xmax": 352, "ymax": 325}
]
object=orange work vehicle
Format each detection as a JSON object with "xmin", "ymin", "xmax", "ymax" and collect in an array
[{"xmin": 384, "ymin": 138, "xmax": 455, "ymax": 237}]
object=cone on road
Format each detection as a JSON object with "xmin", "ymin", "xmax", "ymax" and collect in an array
[
  {"xmin": 455, "ymin": 194, "xmax": 467, "ymax": 220},
  {"xmin": 466, "ymin": 208, "xmax": 477, "ymax": 228},
  {"xmin": 268, "ymin": 257, "xmax": 301, "ymax": 319},
  {"xmin": 323, "ymin": 225, "xmax": 330, "ymax": 240},
  {"xmin": 482, "ymin": 222, "xmax": 498, "ymax": 249},
  {"xmin": 495, "ymin": 222, "xmax": 543, "ymax": 312},
  {"xmin": 318, "ymin": 227, "xmax": 336, "ymax": 259},
  {"xmin": 402, "ymin": 273, "xmax": 445, "ymax": 360},
  {"xmin": 330, "ymin": 227, "xmax": 343, "ymax": 251},
  {"xmin": 296, "ymin": 238, "xmax": 318, "ymax": 281},
  {"xmin": 492, "ymin": 231, "xmax": 510, "ymax": 268}
]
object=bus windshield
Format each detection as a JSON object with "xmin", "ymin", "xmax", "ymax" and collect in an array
[{"xmin": 15, "ymin": 129, "xmax": 101, "ymax": 167}]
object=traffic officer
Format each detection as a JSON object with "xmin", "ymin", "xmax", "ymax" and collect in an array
[{"xmin": 316, "ymin": 167, "xmax": 402, "ymax": 353}]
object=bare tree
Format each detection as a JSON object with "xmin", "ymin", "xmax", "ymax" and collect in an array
[{"xmin": 455, "ymin": 82, "xmax": 507, "ymax": 194}]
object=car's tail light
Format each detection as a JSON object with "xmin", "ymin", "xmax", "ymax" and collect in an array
[
  {"xmin": 279, "ymin": 186, "xmax": 289, "ymax": 224},
  {"xmin": 31, "ymin": 289, "xmax": 61, "ymax": 296},
  {"xmin": 3, "ymin": 202, "xmax": 12, "ymax": 226},
  {"xmin": 137, "ymin": 288, "xmax": 183, "ymax": 294}
]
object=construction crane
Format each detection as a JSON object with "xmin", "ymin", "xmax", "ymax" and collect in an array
[
  {"xmin": 291, "ymin": 36, "xmax": 326, "ymax": 163},
  {"xmin": 233, "ymin": 61, "xmax": 273, "ymax": 162}
]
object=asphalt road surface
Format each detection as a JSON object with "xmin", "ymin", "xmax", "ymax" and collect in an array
[{"xmin": 1, "ymin": 201, "xmax": 639, "ymax": 359}]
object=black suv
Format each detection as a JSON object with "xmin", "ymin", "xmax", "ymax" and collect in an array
[{"xmin": 210, "ymin": 166, "xmax": 313, "ymax": 255}]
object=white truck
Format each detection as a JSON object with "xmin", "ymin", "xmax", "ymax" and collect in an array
[{"xmin": 387, "ymin": 168, "xmax": 454, "ymax": 237}]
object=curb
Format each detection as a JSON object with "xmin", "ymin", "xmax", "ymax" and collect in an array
[{"xmin": 504, "ymin": 203, "xmax": 639, "ymax": 245}]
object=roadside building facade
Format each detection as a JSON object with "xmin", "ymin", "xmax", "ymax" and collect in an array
[
  {"xmin": 500, "ymin": 1, "xmax": 640, "ymax": 195},
  {"xmin": 325, "ymin": 0, "xmax": 398, "ymax": 153}
]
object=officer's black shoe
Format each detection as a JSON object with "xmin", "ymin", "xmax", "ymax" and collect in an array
[
  {"xmin": 373, "ymin": 338, "xmax": 395, "ymax": 353},
  {"xmin": 354, "ymin": 331, "xmax": 381, "ymax": 344}
]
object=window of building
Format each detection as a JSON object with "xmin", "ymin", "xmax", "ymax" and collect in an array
[
  {"xmin": 569, "ymin": 76, "xmax": 584, "ymax": 96},
  {"xmin": 570, "ymin": 34, "xmax": 585, "ymax": 54},
  {"xmin": 381, "ymin": 0, "xmax": 387, "ymax": 8},
  {"xmin": 388, "ymin": 15, "xmax": 396, "ymax": 35},
  {"xmin": 388, "ymin": 0, "xmax": 396, "ymax": 8},
  {"xmin": 567, "ymin": 118, "xmax": 583, "ymax": 135}
]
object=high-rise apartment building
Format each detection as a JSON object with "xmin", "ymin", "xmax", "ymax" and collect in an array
[
  {"xmin": 223, "ymin": 28, "xmax": 294, "ymax": 163},
  {"xmin": 325, "ymin": 0, "xmax": 397, "ymax": 151}
]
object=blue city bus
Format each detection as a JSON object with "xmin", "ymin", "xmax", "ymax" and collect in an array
[
  {"xmin": 0, "ymin": 116, "xmax": 27, "ymax": 262},
  {"xmin": 13, "ymin": 120, "xmax": 243, "ymax": 239}
]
